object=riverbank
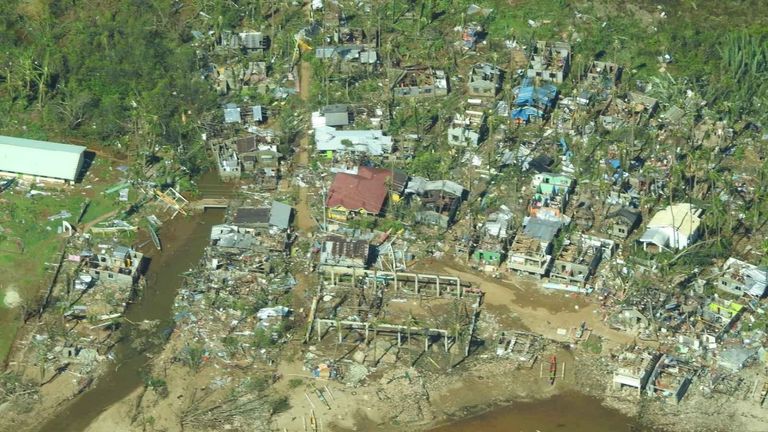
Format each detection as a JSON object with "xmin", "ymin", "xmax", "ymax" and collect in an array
[{"xmin": 0, "ymin": 207, "xmax": 223, "ymax": 432}]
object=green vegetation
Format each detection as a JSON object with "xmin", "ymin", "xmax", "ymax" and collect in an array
[
  {"xmin": 287, "ymin": 377, "xmax": 304, "ymax": 389},
  {"xmin": 0, "ymin": 0, "xmax": 217, "ymax": 174},
  {"xmin": 583, "ymin": 334, "xmax": 603, "ymax": 354}
]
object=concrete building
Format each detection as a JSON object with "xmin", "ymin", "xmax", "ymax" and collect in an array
[
  {"xmin": 605, "ymin": 207, "xmax": 641, "ymax": 239},
  {"xmin": 526, "ymin": 41, "xmax": 571, "ymax": 83},
  {"xmin": 0, "ymin": 135, "xmax": 86, "ymax": 183},
  {"xmin": 467, "ymin": 63, "xmax": 502, "ymax": 97},
  {"xmin": 716, "ymin": 257, "xmax": 768, "ymax": 298},
  {"xmin": 447, "ymin": 110, "xmax": 485, "ymax": 147},
  {"xmin": 506, "ymin": 217, "xmax": 561, "ymax": 277},
  {"xmin": 613, "ymin": 352, "xmax": 662, "ymax": 394},
  {"xmin": 528, "ymin": 173, "xmax": 573, "ymax": 221}
]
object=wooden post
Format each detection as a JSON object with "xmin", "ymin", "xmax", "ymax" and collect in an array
[
  {"xmin": 414, "ymin": 274, "xmax": 419, "ymax": 294},
  {"xmin": 436, "ymin": 276, "xmax": 441, "ymax": 297},
  {"xmin": 337, "ymin": 320, "xmax": 342, "ymax": 343}
]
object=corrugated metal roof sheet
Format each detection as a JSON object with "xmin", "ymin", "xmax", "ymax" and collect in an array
[
  {"xmin": 523, "ymin": 217, "xmax": 561, "ymax": 242},
  {"xmin": 224, "ymin": 104, "xmax": 241, "ymax": 123},
  {"xmin": 0, "ymin": 135, "xmax": 86, "ymax": 181},
  {"xmin": 269, "ymin": 201, "xmax": 293, "ymax": 229}
]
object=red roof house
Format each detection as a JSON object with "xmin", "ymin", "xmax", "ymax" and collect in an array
[{"xmin": 326, "ymin": 167, "xmax": 393, "ymax": 220}]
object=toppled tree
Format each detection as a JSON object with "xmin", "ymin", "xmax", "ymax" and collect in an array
[{"xmin": 0, "ymin": 371, "xmax": 39, "ymax": 413}]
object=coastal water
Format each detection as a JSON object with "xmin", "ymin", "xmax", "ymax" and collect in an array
[
  {"xmin": 38, "ymin": 174, "xmax": 227, "ymax": 432},
  {"xmin": 432, "ymin": 393, "xmax": 642, "ymax": 432}
]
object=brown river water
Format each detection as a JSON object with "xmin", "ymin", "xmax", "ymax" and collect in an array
[
  {"xmin": 432, "ymin": 393, "xmax": 644, "ymax": 432},
  {"xmin": 38, "ymin": 174, "xmax": 227, "ymax": 432}
]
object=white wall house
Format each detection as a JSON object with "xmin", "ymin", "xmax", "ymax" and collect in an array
[{"xmin": 638, "ymin": 203, "xmax": 702, "ymax": 251}]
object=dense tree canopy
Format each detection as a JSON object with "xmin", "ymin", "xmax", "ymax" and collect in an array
[{"xmin": 0, "ymin": 0, "xmax": 218, "ymax": 174}]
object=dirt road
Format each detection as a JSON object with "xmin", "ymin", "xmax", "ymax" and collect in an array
[
  {"xmin": 420, "ymin": 261, "xmax": 638, "ymax": 348},
  {"xmin": 294, "ymin": 60, "xmax": 316, "ymax": 233}
]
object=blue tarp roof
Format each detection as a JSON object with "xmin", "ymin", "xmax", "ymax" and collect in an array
[
  {"xmin": 510, "ymin": 106, "xmax": 543, "ymax": 122},
  {"xmin": 514, "ymin": 78, "xmax": 557, "ymax": 109}
]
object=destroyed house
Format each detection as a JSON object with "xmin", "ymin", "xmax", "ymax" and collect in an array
[
  {"xmin": 639, "ymin": 203, "xmax": 702, "ymax": 251},
  {"xmin": 210, "ymin": 225, "xmax": 259, "ymax": 250},
  {"xmin": 468, "ymin": 63, "xmax": 502, "ymax": 97},
  {"xmin": 314, "ymin": 126, "xmax": 393, "ymax": 156},
  {"xmin": 233, "ymin": 134, "xmax": 280, "ymax": 177},
  {"xmin": 646, "ymin": 355, "xmax": 692, "ymax": 404},
  {"xmin": 586, "ymin": 61, "xmax": 621, "ymax": 88},
  {"xmin": 85, "ymin": 245, "xmax": 144, "ymax": 287},
  {"xmin": 549, "ymin": 237, "xmax": 602, "ymax": 286},
  {"xmin": 326, "ymin": 167, "xmax": 407, "ymax": 221},
  {"xmin": 0, "ymin": 135, "xmax": 86, "ymax": 183},
  {"xmin": 406, "ymin": 178, "xmax": 466, "ymax": 229},
  {"xmin": 213, "ymin": 62, "xmax": 268, "ymax": 95},
  {"xmin": 392, "ymin": 66, "xmax": 449, "ymax": 97},
  {"xmin": 716, "ymin": 258, "xmax": 768, "ymax": 298},
  {"xmin": 625, "ymin": 92, "xmax": 659, "ymax": 118},
  {"xmin": 320, "ymin": 235, "xmax": 371, "ymax": 269},
  {"xmin": 447, "ymin": 110, "xmax": 485, "ymax": 147},
  {"xmin": 212, "ymin": 141, "xmax": 241, "ymax": 181},
  {"xmin": 506, "ymin": 218, "xmax": 561, "ymax": 277},
  {"xmin": 526, "ymin": 41, "xmax": 571, "ymax": 83},
  {"xmin": 605, "ymin": 207, "xmax": 641, "ymax": 239}
]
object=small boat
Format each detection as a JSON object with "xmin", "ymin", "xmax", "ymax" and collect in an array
[{"xmin": 549, "ymin": 355, "xmax": 557, "ymax": 385}]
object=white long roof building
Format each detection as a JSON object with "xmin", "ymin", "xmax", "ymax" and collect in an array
[
  {"xmin": 314, "ymin": 126, "xmax": 392, "ymax": 156},
  {"xmin": 0, "ymin": 135, "xmax": 86, "ymax": 182}
]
